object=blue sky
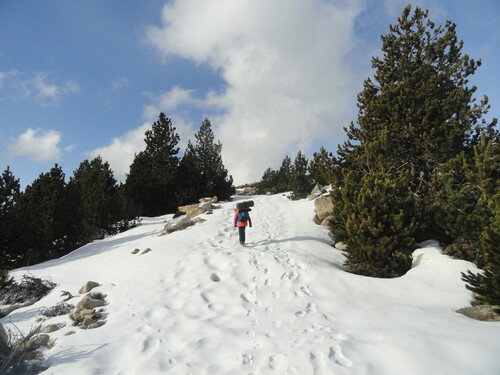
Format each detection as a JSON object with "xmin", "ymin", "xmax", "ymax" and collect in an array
[{"xmin": 1, "ymin": 0, "xmax": 499, "ymax": 188}]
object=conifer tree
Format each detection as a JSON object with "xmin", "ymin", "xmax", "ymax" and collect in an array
[
  {"xmin": 68, "ymin": 156, "xmax": 121, "ymax": 243},
  {"xmin": 15, "ymin": 164, "xmax": 72, "ymax": 264},
  {"xmin": 126, "ymin": 113, "xmax": 180, "ymax": 216},
  {"xmin": 462, "ymin": 193, "xmax": 500, "ymax": 308},
  {"xmin": 259, "ymin": 167, "xmax": 279, "ymax": 193},
  {"xmin": 330, "ymin": 128, "xmax": 420, "ymax": 277},
  {"xmin": 309, "ymin": 146, "xmax": 335, "ymax": 186},
  {"xmin": 434, "ymin": 134, "xmax": 499, "ymax": 266},
  {"xmin": 330, "ymin": 5, "xmax": 495, "ymax": 277},
  {"xmin": 178, "ymin": 118, "xmax": 234, "ymax": 202},
  {"xmin": 435, "ymin": 133, "xmax": 500, "ymax": 305},
  {"xmin": 0, "ymin": 167, "xmax": 21, "ymax": 268},
  {"xmin": 290, "ymin": 151, "xmax": 313, "ymax": 200},
  {"xmin": 276, "ymin": 156, "xmax": 292, "ymax": 192},
  {"xmin": 176, "ymin": 143, "xmax": 200, "ymax": 204},
  {"xmin": 339, "ymin": 5, "xmax": 493, "ymax": 205}
]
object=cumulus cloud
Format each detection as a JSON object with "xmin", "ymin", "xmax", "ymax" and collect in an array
[
  {"xmin": 88, "ymin": 124, "xmax": 151, "ymax": 183},
  {"xmin": 143, "ymin": 86, "xmax": 197, "ymax": 119},
  {"xmin": 8, "ymin": 128, "xmax": 62, "ymax": 162},
  {"xmin": 88, "ymin": 112, "xmax": 196, "ymax": 183},
  {"xmin": 145, "ymin": 0, "xmax": 365, "ymax": 183}
]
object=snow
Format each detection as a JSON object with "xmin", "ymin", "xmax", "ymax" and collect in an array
[{"xmin": 2, "ymin": 193, "xmax": 500, "ymax": 375}]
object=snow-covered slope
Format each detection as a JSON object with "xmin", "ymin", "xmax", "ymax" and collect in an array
[{"xmin": 3, "ymin": 194, "xmax": 500, "ymax": 374}]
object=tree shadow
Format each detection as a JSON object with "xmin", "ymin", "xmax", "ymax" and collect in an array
[
  {"xmin": 1, "ymin": 306, "xmax": 43, "ymax": 325},
  {"xmin": 19, "ymin": 230, "xmax": 155, "ymax": 271},
  {"xmin": 254, "ymin": 236, "xmax": 332, "ymax": 247},
  {"xmin": 46, "ymin": 343, "xmax": 109, "ymax": 367},
  {"xmin": 249, "ymin": 236, "xmax": 347, "ymax": 271}
]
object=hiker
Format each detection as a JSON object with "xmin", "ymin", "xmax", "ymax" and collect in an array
[{"xmin": 234, "ymin": 207, "xmax": 252, "ymax": 245}]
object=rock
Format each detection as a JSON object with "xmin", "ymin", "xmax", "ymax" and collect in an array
[
  {"xmin": 79, "ymin": 281, "xmax": 100, "ymax": 294},
  {"xmin": 210, "ymin": 273, "xmax": 221, "ymax": 282},
  {"xmin": 70, "ymin": 307, "xmax": 96, "ymax": 323},
  {"xmin": 89, "ymin": 291, "xmax": 106, "ymax": 300},
  {"xmin": 335, "ymin": 242, "xmax": 348, "ymax": 251},
  {"xmin": 86, "ymin": 321, "xmax": 106, "ymax": 330},
  {"xmin": 140, "ymin": 248, "xmax": 152, "ymax": 255},
  {"xmin": 199, "ymin": 196, "xmax": 218, "ymax": 203},
  {"xmin": 161, "ymin": 217, "xmax": 196, "ymax": 235},
  {"xmin": 186, "ymin": 202, "xmax": 213, "ymax": 219},
  {"xmin": 236, "ymin": 187, "xmax": 257, "ymax": 196},
  {"xmin": 320, "ymin": 215, "xmax": 334, "ymax": 227},
  {"xmin": 308, "ymin": 183, "xmax": 323, "ymax": 200},
  {"xmin": 457, "ymin": 305, "xmax": 500, "ymax": 321},
  {"xmin": 178, "ymin": 202, "xmax": 214, "ymax": 219},
  {"xmin": 41, "ymin": 323, "xmax": 66, "ymax": 333},
  {"xmin": 314, "ymin": 195, "xmax": 334, "ymax": 222},
  {"xmin": 71, "ymin": 283, "xmax": 108, "ymax": 330},
  {"xmin": 131, "ymin": 248, "xmax": 140, "ymax": 254},
  {"xmin": 27, "ymin": 334, "xmax": 51, "ymax": 351},
  {"xmin": 178, "ymin": 197, "xmax": 219, "ymax": 218},
  {"xmin": 69, "ymin": 309, "xmax": 82, "ymax": 322},
  {"xmin": 81, "ymin": 308, "xmax": 97, "ymax": 318},
  {"xmin": 70, "ymin": 306, "xmax": 107, "ymax": 329},
  {"xmin": 77, "ymin": 294, "xmax": 106, "ymax": 310}
]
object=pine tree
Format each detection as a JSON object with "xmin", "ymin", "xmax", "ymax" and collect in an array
[
  {"xmin": 339, "ymin": 6, "xmax": 494, "ymax": 219},
  {"xmin": 178, "ymin": 118, "xmax": 234, "ymax": 202},
  {"xmin": 290, "ymin": 151, "xmax": 313, "ymax": 200},
  {"xmin": 462, "ymin": 193, "xmax": 500, "ymax": 308},
  {"xmin": 126, "ymin": 113, "xmax": 181, "ymax": 216},
  {"xmin": 68, "ymin": 156, "xmax": 121, "ymax": 243},
  {"xmin": 434, "ymin": 134, "xmax": 499, "ymax": 266},
  {"xmin": 331, "ymin": 128, "xmax": 421, "ymax": 277},
  {"xmin": 342, "ymin": 170, "xmax": 419, "ymax": 277},
  {"xmin": 330, "ymin": 5, "xmax": 496, "ymax": 277},
  {"xmin": 276, "ymin": 156, "xmax": 292, "ymax": 193},
  {"xmin": 309, "ymin": 146, "xmax": 335, "ymax": 186},
  {"xmin": 15, "ymin": 164, "xmax": 72, "ymax": 264},
  {"xmin": 0, "ymin": 167, "xmax": 21, "ymax": 268},
  {"xmin": 434, "ymin": 133, "xmax": 500, "ymax": 306},
  {"xmin": 259, "ymin": 167, "xmax": 279, "ymax": 193},
  {"xmin": 176, "ymin": 143, "xmax": 201, "ymax": 205}
]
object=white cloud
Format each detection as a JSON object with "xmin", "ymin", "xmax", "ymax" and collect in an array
[
  {"xmin": 0, "ymin": 71, "xmax": 6, "ymax": 87},
  {"xmin": 7, "ymin": 128, "xmax": 62, "ymax": 162},
  {"xmin": 89, "ymin": 113, "xmax": 198, "ymax": 183},
  {"xmin": 143, "ymin": 86, "xmax": 197, "ymax": 120},
  {"xmin": 89, "ymin": 102, "xmax": 201, "ymax": 182},
  {"xmin": 23, "ymin": 73, "xmax": 79, "ymax": 107},
  {"xmin": 0, "ymin": 70, "xmax": 19, "ymax": 90},
  {"xmin": 112, "ymin": 77, "xmax": 130, "ymax": 91},
  {"xmin": 88, "ymin": 124, "xmax": 151, "ymax": 183},
  {"xmin": 145, "ymin": 0, "xmax": 365, "ymax": 183}
]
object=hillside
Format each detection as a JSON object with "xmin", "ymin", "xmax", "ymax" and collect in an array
[{"xmin": 2, "ymin": 193, "xmax": 500, "ymax": 374}]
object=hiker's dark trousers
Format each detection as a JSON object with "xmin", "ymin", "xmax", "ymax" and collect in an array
[{"xmin": 238, "ymin": 227, "xmax": 246, "ymax": 244}]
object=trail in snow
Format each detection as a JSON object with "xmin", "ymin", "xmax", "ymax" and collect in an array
[
  {"xmin": 121, "ymin": 195, "xmax": 351, "ymax": 374},
  {"xmin": 2, "ymin": 193, "xmax": 500, "ymax": 375}
]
